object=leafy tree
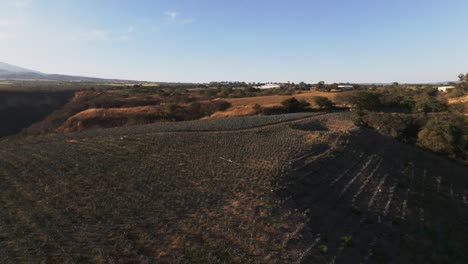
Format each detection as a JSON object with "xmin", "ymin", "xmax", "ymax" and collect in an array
[
  {"xmin": 362, "ymin": 112, "xmax": 425, "ymax": 142},
  {"xmin": 417, "ymin": 116, "xmax": 465, "ymax": 158},
  {"xmin": 314, "ymin": 96, "xmax": 334, "ymax": 109},
  {"xmin": 334, "ymin": 92, "xmax": 357, "ymax": 107},
  {"xmin": 458, "ymin": 73, "xmax": 468, "ymax": 91},
  {"xmin": 281, "ymin": 97, "xmax": 310, "ymax": 113},
  {"xmin": 400, "ymin": 99, "xmax": 416, "ymax": 112},
  {"xmin": 458, "ymin": 73, "xmax": 465, "ymax": 82},
  {"xmin": 414, "ymin": 96, "xmax": 448, "ymax": 113},
  {"xmin": 353, "ymin": 92, "xmax": 382, "ymax": 111},
  {"xmin": 317, "ymin": 81, "xmax": 326, "ymax": 91}
]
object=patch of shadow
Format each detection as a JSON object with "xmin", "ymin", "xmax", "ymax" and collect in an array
[
  {"xmin": 290, "ymin": 120, "xmax": 329, "ymax": 132},
  {"xmin": 310, "ymin": 143, "xmax": 330, "ymax": 156}
]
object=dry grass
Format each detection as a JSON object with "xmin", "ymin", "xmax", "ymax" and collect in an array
[
  {"xmin": 224, "ymin": 91, "xmax": 340, "ymax": 108},
  {"xmin": 209, "ymin": 91, "xmax": 344, "ymax": 119},
  {"xmin": 209, "ymin": 105, "xmax": 257, "ymax": 118},
  {"xmin": 448, "ymin": 95, "xmax": 468, "ymax": 104},
  {"xmin": 57, "ymin": 106, "xmax": 164, "ymax": 132}
]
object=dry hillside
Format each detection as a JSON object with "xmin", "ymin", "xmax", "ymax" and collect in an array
[{"xmin": 0, "ymin": 112, "xmax": 466, "ymax": 263}]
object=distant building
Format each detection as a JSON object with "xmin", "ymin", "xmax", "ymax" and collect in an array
[
  {"xmin": 256, "ymin": 83, "xmax": 281, "ymax": 89},
  {"xmin": 437, "ymin": 86, "xmax": 455, "ymax": 92},
  {"xmin": 329, "ymin": 85, "xmax": 354, "ymax": 92},
  {"xmin": 337, "ymin": 85, "xmax": 354, "ymax": 90}
]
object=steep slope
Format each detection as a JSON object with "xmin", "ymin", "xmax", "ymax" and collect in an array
[
  {"xmin": 0, "ymin": 90, "xmax": 75, "ymax": 137},
  {"xmin": 0, "ymin": 112, "xmax": 466, "ymax": 263}
]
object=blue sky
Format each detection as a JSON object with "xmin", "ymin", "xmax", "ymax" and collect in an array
[{"xmin": 1, "ymin": 0, "xmax": 467, "ymax": 83}]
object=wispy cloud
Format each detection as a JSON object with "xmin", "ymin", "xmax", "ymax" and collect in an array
[
  {"xmin": 88, "ymin": 29, "xmax": 109, "ymax": 40},
  {"xmin": 165, "ymin": 11, "xmax": 179, "ymax": 20},
  {"xmin": 164, "ymin": 11, "xmax": 195, "ymax": 25},
  {"xmin": 117, "ymin": 25, "xmax": 135, "ymax": 41},
  {"xmin": 74, "ymin": 25, "xmax": 136, "ymax": 42}
]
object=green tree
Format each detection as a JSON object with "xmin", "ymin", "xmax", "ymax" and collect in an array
[
  {"xmin": 354, "ymin": 92, "xmax": 382, "ymax": 111},
  {"xmin": 458, "ymin": 73, "xmax": 468, "ymax": 91},
  {"xmin": 314, "ymin": 96, "xmax": 334, "ymax": 109},
  {"xmin": 317, "ymin": 81, "xmax": 326, "ymax": 91},
  {"xmin": 417, "ymin": 116, "xmax": 465, "ymax": 158},
  {"xmin": 414, "ymin": 96, "xmax": 448, "ymax": 113},
  {"xmin": 281, "ymin": 97, "xmax": 310, "ymax": 112}
]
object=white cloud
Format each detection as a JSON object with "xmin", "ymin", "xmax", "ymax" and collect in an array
[
  {"xmin": 88, "ymin": 29, "xmax": 109, "ymax": 40},
  {"xmin": 165, "ymin": 11, "xmax": 179, "ymax": 20},
  {"xmin": 164, "ymin": 11, "xmax": 195, "ymax": 25},
  {"xmin": 117, "ymin": 25, "xmax": 134, "ymax": 41}
]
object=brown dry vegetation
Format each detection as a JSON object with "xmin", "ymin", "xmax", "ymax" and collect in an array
[
  {"xmin": 209, "ymin": 91, "xmax": 342, "ymax": 119},
  {"xmin": 0, "ymin": 112, "xmax": 466, "ymax": 263},
  {"xmin": 224, "ymin": 91, "xmax": 340, "ymax": 108},
  {"xmin": 448, "ymin": 95, "xmax": 468, "ymax": 104},
  {"xmin": 21, "ymin": 89, "xmax": 344, "ymax": 135}
]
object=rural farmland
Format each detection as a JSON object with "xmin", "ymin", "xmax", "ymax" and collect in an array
[
  {"xmin": 0, "ymin": 112, "xmax": 466, "ymax": 263},
  {"xmin": 1, "ymin": 0, "xmax": 468, "ymax": 263}
]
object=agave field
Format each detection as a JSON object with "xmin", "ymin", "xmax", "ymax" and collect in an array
[{"xmin": 0, "ymin": 112, "xmax": 467, "ymax": 263}]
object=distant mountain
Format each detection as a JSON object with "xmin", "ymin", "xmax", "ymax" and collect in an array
[
  {"xmin": 0, "ymin": 62, "xmax": 43, "ymax": 74},
  {"xmin": 0, "ymin": 62, "xmax": 138, "ymax": 83}
]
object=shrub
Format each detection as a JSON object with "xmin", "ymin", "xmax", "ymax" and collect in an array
[
  {"xmin": 314, "ymin": 96, "xmax": 334, "ymax": 109},
  {"xmin": 334, "ymin": 92, "xmax": 357, "ymax": 107},
  {"xmin": 448, "ymin": 103, "xmax": 465, "ymax": 114},
  {"xmin": 351, "ymin": 108, "xmax": 366, "ymax": 127},
  {"xmin": 355, "ymin": 92, "xmax": 382, "ymax": 111},
  {"xmin": 363, "ymin": 112, "xmax": 426, "ymax": 142},
  {"xmin": 319, "ymin": 244, "xmax": 328, "ymax": 254},
  {"xmin": 340, "ymin": 236, "xmax": 353, "ymax": 247},
  {"xmin": 417, "ymin": 116, "xmax": 465, "ymax": 158},
  {"xmin": 281, "ymin": 97, "xmax": 310, "ymax": 113},
  {"xmin": 414, "ymin": 96, "xmax": 448, "ymax": 113},
  {"xmin": 447, "ymin": 87, "xmax": 465, "ymax": 98}
]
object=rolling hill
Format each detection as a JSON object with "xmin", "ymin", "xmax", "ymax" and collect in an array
[
  {"xmin": 0, "ymin": 112, "xmax": 466, "ymax": 263},
  {"xmin": 0, "ymin": 62, "xmax": 138, "ymax": 82},
  {"xmin": 0, "ymin": 62, "xmax": 42, "ymax": 74}
]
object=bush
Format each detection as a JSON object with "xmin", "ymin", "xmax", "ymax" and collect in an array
[
  {"xmin": 448, "ymin": 103, "xmax": 465, "ymax": 114},
  {"xmin": 362, "ymin": 112, "xmax": 426, "ymax": 142},
  {"xmin": 314, "ymin": 96, "xmax": 334, "ymax": 109},
  {"xmin": 355, "ymin": 92, "xmax": 382, "ymax": 111},
  {"xmin": 351, "ymin": 108, "xmax": 366, "ymax": 127},
  {"xmin": 334, "ymin": 92, "xmax": 357, "ymax": 107},
  {"xmin": 447, "ymin": 88, "xmax": 465, "ymax": 98},
  {"xmin": 281, "ymin": 97, "xmax": 310, "ymax": 113},
  {"xmin": 417, "ymin": 116, "xmax": 465, "ymax": 158},
  {"xmin": 340, "ymin": 236, "xmax": 353, "ymax": 247},
  {"xmin": 414, "ymin": 96, "xmax": 448, "ymax": 113}
]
